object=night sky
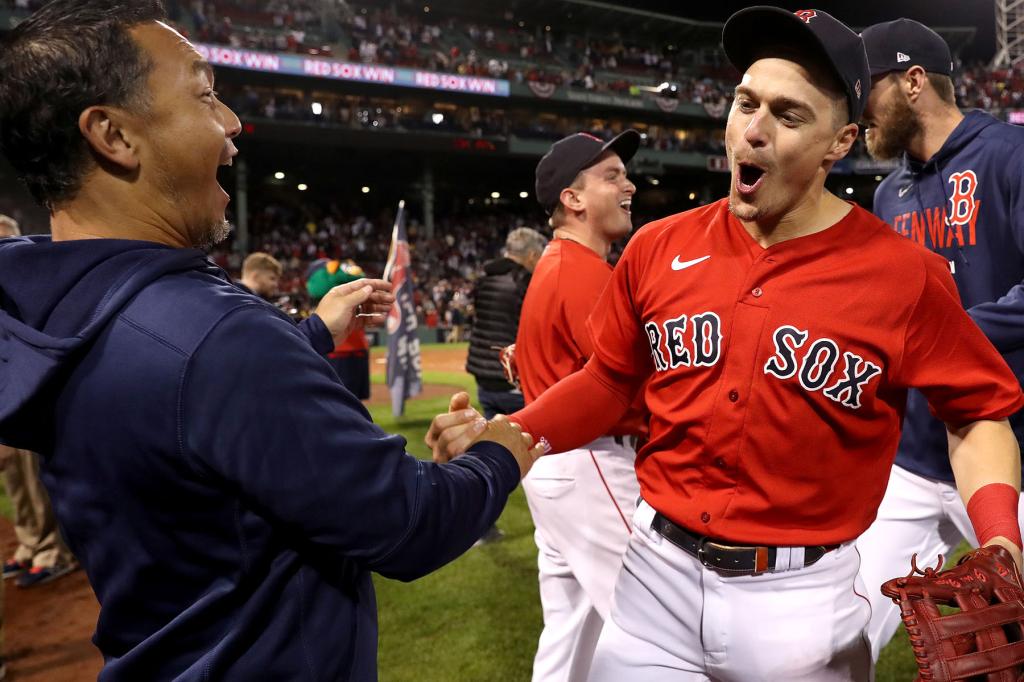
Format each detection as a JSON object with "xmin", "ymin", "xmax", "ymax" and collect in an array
[{"xmin": 629, "ymin": 1, "xmax": 997, "ymax": 62}]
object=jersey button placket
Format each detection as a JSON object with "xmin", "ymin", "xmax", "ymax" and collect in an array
[
  {"xmin": 751, "ymin": 286, "xmax": 763, "ymax": 298},
  {"xmin": 728, "ymin": 389, "xmax": 739, "ymax": 403},
  {"xmin": 700, "ymin": 511, "xmax": 711, "ymax": 523}
]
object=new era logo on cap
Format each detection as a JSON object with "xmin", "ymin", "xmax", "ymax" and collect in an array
[
  {"xmin": 861, "ymin": 19, "xmax": 953, "ymax": 77},
  {"xmin": 795, "ymin": 9, "xmax": 817, "ymax": 23}
]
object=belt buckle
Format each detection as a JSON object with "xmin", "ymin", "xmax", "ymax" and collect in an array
[{"xmin": 698, "ymin": 539, "xmax": 767, "ymax": 576}]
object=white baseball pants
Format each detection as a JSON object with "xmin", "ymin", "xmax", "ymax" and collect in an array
[{"xmin": 588, "ymin": 500, "xmax": 873, "ymax": 681}]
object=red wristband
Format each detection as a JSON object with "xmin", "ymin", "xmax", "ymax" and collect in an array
[{"xmin": 966, "ymin": 482, "xmax": 1022, "ymax": 549}]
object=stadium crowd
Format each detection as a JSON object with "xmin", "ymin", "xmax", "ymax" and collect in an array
[{"xmin": 181, "ymin": 0, "xmax": 736, "ymax": 107}]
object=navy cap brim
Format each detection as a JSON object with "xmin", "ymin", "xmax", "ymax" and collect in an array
[{"xmin": 600, "ymin": 129, "xmax": 641, "ymax": 168}]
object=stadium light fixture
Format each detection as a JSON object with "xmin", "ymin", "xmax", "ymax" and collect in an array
[
  {"xmin": 274, "ymin": 171, "xmax": 285, "ymax": 180},
  {"xmin": 491, "ymin": 191, "xmax": 501, "ymax": 199},
  {"xmin": 649, "ymin": 177, "xmax": 660, "ymax": 186},
  {"xmin": 431, "ymin": 113, "xmax": 444, "ymax": 125},
  {"xmin": 845, "ymin": 187, "xmax": 854, "ymax": 195},
  {"xmin": 298, "ymin": 184, "xmax": 308, "ymax": 191},
  {"xmin": 423, "ymin": 5, "xmax": 430, "ymax": 12},
  {"xmin": 519, "ymin": 191, "xmax": 529, "ymax": 199},
  {"xmin": 311, "ymin": 102, "xmax": 323, "ymax": 116},
  {"xmin": 545, "ymin": 25, "xmax": 551, "ymax": 32},
  {"xmin": 875, "ymin": 175, "xmax": 883, "ymax": 181},
  {"xmin": 361, "ymin": 186, "xmax": 370, "ymax": 194},
  {"xmin": 688, "ymin": 192, "xmax": 697, "ymax": 200}
]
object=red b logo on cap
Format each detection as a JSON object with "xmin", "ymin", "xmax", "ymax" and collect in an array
[{"xmin": 795, "ymin": 9, "xmax": 817, "ymax": 23}]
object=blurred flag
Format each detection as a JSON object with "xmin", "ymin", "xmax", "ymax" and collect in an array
[{"xmin": 383, "ymin": 200, "xmax": 422, "ymax": 416}]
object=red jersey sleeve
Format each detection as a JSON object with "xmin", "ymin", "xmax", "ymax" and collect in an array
[
  {"xmin": 896, "ymin": 252, "xmax": 1024, "ymax": 425},
  {"xmin": 585, "ymin": 236, "xmax": 655, "ymax": 396}
]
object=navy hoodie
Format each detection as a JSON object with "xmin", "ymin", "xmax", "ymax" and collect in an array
[
  {"xmin": 0, "ymin": 236, "xmax": 519, "ymax": 680},
  {"xmin": 873, "ymin": 110, "xmax": 1024, "ymax": 482}
]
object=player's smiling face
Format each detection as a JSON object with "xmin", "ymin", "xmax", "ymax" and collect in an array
[
  {"xmin": 575, "ymin": 151, "xmax": 636, "ymax": 240},
  {"xmin": 126, "ymin": 22, "xmax": 241, "ymax": 248},
  {"xmin": 725, "ymin": 57, "xmax": 857, "ymax": 224}
]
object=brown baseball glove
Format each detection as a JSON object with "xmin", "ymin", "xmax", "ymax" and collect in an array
[
  {"xmin": 498, "ymin": 343, "xmax": 519, "ymax": 390},
  {"xmin": 880, "ymin": 545, "xmax": 1024, "ymax": 681}
]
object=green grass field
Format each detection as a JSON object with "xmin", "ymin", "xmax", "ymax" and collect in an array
[
  {"xmin": 0, "ymin": 343, "xmax": 937, "ymax": 680},
  {"xmin": 367, "ymin": 358, "xmax": 929, "ymax": 681}
]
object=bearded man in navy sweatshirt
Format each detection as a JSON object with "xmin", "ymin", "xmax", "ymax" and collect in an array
[
  {"xmin": 856, "ymin": 18, "xmax": 1024, "ymax": 660},
  {"xmin": 0, "ymin": 2, "xmax": 542, "ymax": 679}
]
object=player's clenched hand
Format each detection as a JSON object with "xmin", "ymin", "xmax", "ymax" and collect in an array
[
  {"xmin": 470, "ymin": 415, "xmax": 544, "ymax": 479},
  {"xmin": 426, "ymin": 392, "xmax": 484, "ymax": 463},
  {"xmin": 313, "ymin": 278, "xmax": 394, "ymax": 345}
]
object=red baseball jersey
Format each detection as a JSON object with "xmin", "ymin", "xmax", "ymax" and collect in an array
[
  {"xmin": 586, "ymin": 198, "xmax": 1024, "ymax": 545},
  {"xmin": 517, "ymin": 238, "xmax": 643, "ymax": 436}
]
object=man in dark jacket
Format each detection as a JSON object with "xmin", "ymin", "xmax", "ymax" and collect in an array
[
  {"xmin": 465, "ymin": 227, "xmax": 547, "ymax": 543},
  {"xmin": 0, "ymin": 2, "xmax": 541, "ymax": 680},
  {"xmin": 856, "ymin": 19, "xmax": 1024, "ymax": 660},
  {"xmin": 467, "ymin": 227, "xmax": 548, "ymax": 418}
]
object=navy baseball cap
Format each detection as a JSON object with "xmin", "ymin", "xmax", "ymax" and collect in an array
[
  {"xmin": 535, "ymin": 130, "xmax": 640, "ymax": 214},
  {"xmin": 861, "ymin": 19, "xmax": 953, "ymax": 77},
  {"xmin": 722, "ymin": 7, "xmax": 871, "ymax": 124}
]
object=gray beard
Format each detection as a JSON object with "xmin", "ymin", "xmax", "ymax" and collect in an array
[{"xmin": 194, "ymin": 219, "xmax": 232, "ymax": 250}]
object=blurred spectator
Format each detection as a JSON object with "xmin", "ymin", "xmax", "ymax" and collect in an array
[{"xmin": 238, "ymin": 251, "xmax": 283, "ymax": 299}]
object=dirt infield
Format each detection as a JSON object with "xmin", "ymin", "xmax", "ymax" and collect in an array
[
  {"xmin": 0, "ymin": 344, "xmax": 470, "ymax": 679},
  {"xmin": 366, "ymin": 343, "xmax": 471, "ymax": 406}
]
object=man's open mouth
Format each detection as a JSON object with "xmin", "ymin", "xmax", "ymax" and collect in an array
[{"xmin": 737, "ymin": 162, "xmax": 766, "ymax": 195}]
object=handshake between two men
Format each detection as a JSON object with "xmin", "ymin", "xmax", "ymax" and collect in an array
[{"xmin": 427, "ymin": 393, "xmax": 544, "ymax": 478}]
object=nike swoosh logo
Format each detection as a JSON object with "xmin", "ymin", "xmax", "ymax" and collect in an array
[
  {"xmin": 671, "ymin": 255, "xmax": 711, "ymax": 271},
  {"xmin": 898, "ymin": 185, "xmax": 911, "ymax": 198}
]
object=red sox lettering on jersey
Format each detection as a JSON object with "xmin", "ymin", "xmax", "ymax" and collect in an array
[
  {"xmin": 645, "ymin": 316, "xmax": 883, "ymax": 410},
  {"xmin": 890, "ymin": 168, "xmax": 982, "ymax": 249}
]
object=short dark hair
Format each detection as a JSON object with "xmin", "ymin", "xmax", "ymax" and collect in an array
[
  {"xmin": 0, "ymin": 0, "xmax": 167, "ymax": 210},
  {"xmin": 928, "ymin": 72, "xmax": 956, "ymax": 105}
]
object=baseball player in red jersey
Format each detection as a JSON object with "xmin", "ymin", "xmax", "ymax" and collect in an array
[
  {"xmin": 515, "ymin": 129, "xmax": 645, "ymax": 681},
  {"xmin": 431, "ymin": 7, "xmax": 1024, "ymax": 681}
]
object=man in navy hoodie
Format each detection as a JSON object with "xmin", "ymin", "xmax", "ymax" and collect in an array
[
  {"xmin": 0, "ymin": 1, "xmax": 542, "ymax": 679},
  {"xmin": 856, "ymin": 19, "xmax": 1024, "ymax": 660}
]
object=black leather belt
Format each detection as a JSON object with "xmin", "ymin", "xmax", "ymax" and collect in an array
[{"xmin": 652, "ymin": 512, "xmax": 838, "ymax": 576}]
